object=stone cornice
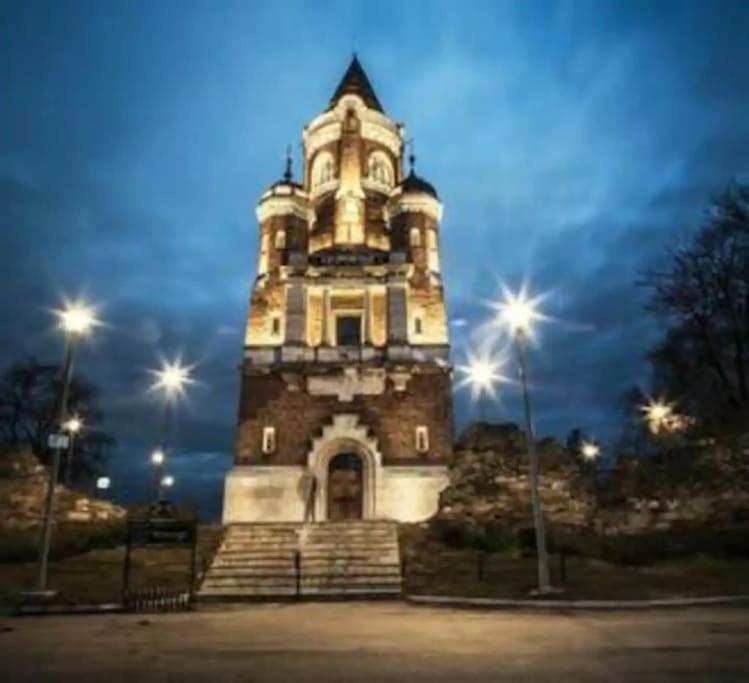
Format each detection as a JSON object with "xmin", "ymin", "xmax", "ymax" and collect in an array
[
  {"xmin": 386, "ymin": 192, "xmax": 443, "ymax": 222},
  {"xmin": 256, "ymin": 193, "xmax": 312, "ymax": 223}
]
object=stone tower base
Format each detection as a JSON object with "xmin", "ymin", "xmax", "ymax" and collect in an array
[{"xmin": 222, "ymin": 464, "xmax": 448, "ymax": 523}]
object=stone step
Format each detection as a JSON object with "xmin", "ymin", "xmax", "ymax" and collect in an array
[
  {"xmin": 198, "ymin": 586, "xmax": 401, "ymax": 599},
  {"xmin": 202, "ymin": 576, "xmax": 402, "ymax": 590},
  {"xmin": 199, "ymin": 521, "xmax": 401, "ymax": 603},
  {"xmin": 213, "ymin": 555, "xmax": 399, "ymax": 566},
  {"xmin": 207, "ymin": 566, "xmax": 402, "ymax": 578}
]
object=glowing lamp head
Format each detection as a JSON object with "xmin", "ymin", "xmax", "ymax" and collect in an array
[
  {"xmin": 456, "ymin": 350, "xmax": 506, "ymax": 402},
  {"xmin": 161, "ymin": 475, "xmax": 175, "ymax": 488},
  {"xmin": 492, "ymin": 286, "xmax": 545, "ymax": 339},
  {"xmin": 64, "ymin": 416, "xmax": 83, "ymax": 434},
  {"xmin": 580, "ymin": 441, "xmax": 601, "ymax": 461},
  {"xmin": 59, "ymin": 303, "xmax": 97, "ymax": 336},
  {"xmin": 151, "ymin": 448, "xmax": 165, "ymax": 466},
  {"xmin": 642, "ymin": 398, "xmax": 674, "ymax": 434},
  {"xmin": 96, "ymin": 476, "xmax": 111, "ymax": 491},
  {"xmin": 151, "ymin": 359, "xmax": 193, "ymax": 399}
]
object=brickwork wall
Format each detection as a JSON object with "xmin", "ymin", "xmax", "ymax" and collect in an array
[{"xmin": 235, "ymin": 364, "xmax": 453, "ymax": 467}]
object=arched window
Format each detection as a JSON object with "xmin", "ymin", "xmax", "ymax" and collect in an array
[
  {"xmin": 368, "ymin": 151, "xmax": 393, "ymax": 187},
  {"xmin": 409, "ymin": 227, "xmax": 421, "ymax": 248},
  {"xmin": 275, "ymin": 230, "xmax": 286, "ymax": 249},
  {"xmin": 312, "ymin": 152, "xmax": 335, "ymax": 188}
]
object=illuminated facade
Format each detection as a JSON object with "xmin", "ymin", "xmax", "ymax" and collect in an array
[{"xmin": 224, "ymin": 57, "xmax": 453, "ymax": 523}]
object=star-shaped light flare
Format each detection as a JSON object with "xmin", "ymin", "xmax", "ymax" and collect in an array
[
  {"xmin": 490, "ymin": 283, "xmax": 550, "ymax": 341},
  {"xmin": 149, "ymin": 358, "xmax": 195, "ymax": 401},
  {"xmin": 456, "ymin": 349, "xmax": 508, "ymax": 402}
]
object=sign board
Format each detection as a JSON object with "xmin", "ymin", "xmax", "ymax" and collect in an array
[
  {"xmin": 47, "ymin": 433, "xmax": 70, "ymax": 449},
  {"xmin": 129, "ymin": 519, "xmax": 196, "ymax": 547}
]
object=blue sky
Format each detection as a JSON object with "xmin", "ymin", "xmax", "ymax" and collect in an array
[{"xmin": 2, "ymin": 1, "xmax": 748, "ymax": 518}]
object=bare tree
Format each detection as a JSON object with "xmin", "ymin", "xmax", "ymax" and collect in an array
[
  {"xmin": 641, "ymin": 184, "xmax": 749, "ymax": 439},
  {"xmin": 0, "ymin": 358, "xmax": 114, "ymax": 481}
]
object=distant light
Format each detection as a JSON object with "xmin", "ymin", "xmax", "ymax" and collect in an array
[
  {"xmin": 96, "ymin": 476, "xmax": 111, "ymax": 490},
  {"xmin": 57, "ymin": 302, "xmax": 97, "ymax": 336},
  {"xmin": 161, "ymin": 475, "xmax": 175, "ymax": 488},
  {"xmin": 641, "ymin": 398, "xmax": 692, "ymax": 435},
  {"xmin": 580, "ymin": 441, "xmax": 601, "ymax": 461},
  {"xmin": 64, "ymin": 416, "xmax": 83, "ymax": 434},
  {"xmin": 642, "ymin": 398, "xmax": 675, "ymax": 435},
  {"xmin": 151, "ymin": 448, "xmax": 165, "ymax": 466}
]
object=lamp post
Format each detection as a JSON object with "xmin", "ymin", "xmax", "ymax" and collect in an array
[
  {"xmin": 456, "ymin": 352, "xmax": 505, "ymax": 423},
  {"xmin": 63, "ymin": 416, "xmax": 83, "ymax": 486},
  {"xmin": 495, "ymin": 287, "xmax": 555, "ymax": 595},
  {"xmin": 96, "ymin": 476, "xmax": 111, "ymax": 500},
  {"xmin": 35, "ymin": 302, "xmax": 97, "ymax": 594},
  {"xmin": 148, "ymin": 359, "xmax": 192, "ymax": 503},
  {"xmin": 151, "ymin": 447, "xmax": 166, "ymax": 500}
]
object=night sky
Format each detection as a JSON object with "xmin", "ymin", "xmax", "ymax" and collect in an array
[{"xmin": 2, "ymin": 1, "xmax": 748, "ymax": 518}]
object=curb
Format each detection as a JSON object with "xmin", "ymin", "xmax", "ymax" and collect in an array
[
  {"xmin": 405, "ymin": 594, "xmax": 749, "ymax": 611},
  {"xmin": 11, "ymin": 603, "xmax": 125, "ymax": 617}
]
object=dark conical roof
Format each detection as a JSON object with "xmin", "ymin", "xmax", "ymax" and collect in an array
[
  {"xmin": 329, "ymin": 56, "xmax": 384, "ymax": 112},
  {"xmin": 401, "ymin": 170, "xmax": 438, "ymax": 199}
]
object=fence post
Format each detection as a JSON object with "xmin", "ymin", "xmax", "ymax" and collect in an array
[
  {"xmin": 559, "ymin": 551, "xmax": 567, "ymax": 585},
  {"xmin": 122, "ymin": 523, "xmax": 132, "ymax": 607},
  {"xmin": 189, "ymin": 524, "xmax": 198, "ymax": 605},
  {"xmin": 294, "ymin": 550, "xmax": 301, "ymax": 599}
]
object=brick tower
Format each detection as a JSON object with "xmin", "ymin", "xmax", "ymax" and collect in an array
[{"xmin": 223, "ymin": 57, "xmax": 453, "ymax": 523}]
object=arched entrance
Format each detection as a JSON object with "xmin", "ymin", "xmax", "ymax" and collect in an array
[
  {"xmin": 327, "ymin": 453, "xmax": 363, "ymax": 521},
  {"xmin": 307, "ymin": 414, "xmax": 383, "ymax": 521}
]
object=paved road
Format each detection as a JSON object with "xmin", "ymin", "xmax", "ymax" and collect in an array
[{"xmin": 2, "ymin": 602, "xmax": 748, "ymax": 682}]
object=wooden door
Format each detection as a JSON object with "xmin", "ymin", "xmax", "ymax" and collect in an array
[{"xmin": 328, "ymin": 453, "xmax": 363, "ymax": 521}]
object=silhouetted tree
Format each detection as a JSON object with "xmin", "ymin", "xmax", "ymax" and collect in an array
[
  {"xmin": 641, "ymin": 183, "xmax": 749, "ymax": 441},
  {"xmin": 0, "ymin": 358, "xmax": 114, "ymax": 482}
]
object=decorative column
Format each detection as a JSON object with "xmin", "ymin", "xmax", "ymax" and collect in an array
[
  {"xmin": 322, "ymin": 286, "xmax": 331, "ymax": 345},
  {"xmin": 363, "ymin": 289, "xmax": 371, "ymax": 344}
]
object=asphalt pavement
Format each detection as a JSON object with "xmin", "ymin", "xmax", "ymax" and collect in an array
[{"xmin": 2, "ymin": 602, "xmax": 748, "ymax": 681}]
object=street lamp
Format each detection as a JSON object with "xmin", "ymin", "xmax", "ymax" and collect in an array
[
  {"xmin": 151, "ymin": 359, "xmax": 193, "ymax": 401},
  {"xmin": 494, "ymin": 286, "xmax": 556, "ymax": 595},
  {"xmin": 642, "ymin": 398, "xmax": 675, "ymax": 435},
  {"xmin": 580, "ymin": 440, "xmax": 601, "ymax": 461},
  {"xmin": 63, "ymin": 415, "xmax": 83, "ymax": 485},
  {"xmin": 456, "ymin": 350, "xmax": 506, "ymax": 421},
  {"xmin": 35, "ymin": 301, "xmax": 97, "ymax": 594},
  {"xmin": 151, "ymin": 447, "xmax": 166, "ymax": 500},
  {"xmin": 148, "ymin": 358, "xmax": 193, "ymax": 503}
]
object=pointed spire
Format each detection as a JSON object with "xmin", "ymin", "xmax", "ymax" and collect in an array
[
  {"xmin": 283, "ymin": 144, "xmax": 293, "ymax": 183},
  {"xmin": 329, "ymin": 55, "xmax": 384, "ymax": 112}
]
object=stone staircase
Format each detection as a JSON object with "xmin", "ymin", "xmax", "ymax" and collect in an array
[{"xmin": 198, "ymin": 520, "xmax": 402, "ymax": 600}]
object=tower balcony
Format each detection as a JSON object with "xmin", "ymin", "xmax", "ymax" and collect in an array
[{"xmin": 243, "ymin": 343, "xmax": 450, "ymax": 368}]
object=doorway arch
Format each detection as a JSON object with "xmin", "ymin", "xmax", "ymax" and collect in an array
[{"xmin": 307, "ymin": 414, "xmax": 382, "ymax": 521}]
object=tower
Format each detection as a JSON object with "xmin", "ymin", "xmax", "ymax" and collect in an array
[{"xmin": 224, "ymin": 57, "xmax": 453, "ymax": 523}]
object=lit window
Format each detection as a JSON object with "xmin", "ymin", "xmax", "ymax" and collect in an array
[
  {"xmin": 262, "ymin": 426, "xmax": 276, "ymax": 454},
  {"xmin": 415, "ymin": 426, "xmax": 429, "ymax": 453},
  {"xmin": 409, "ymin": 228, "xmax": 421, "ymax": 247},
  {"xmin": 275, "ymin": 230, "xmax": 286, "ymax": 249}
]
